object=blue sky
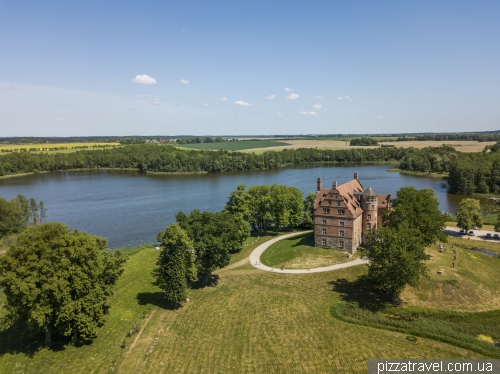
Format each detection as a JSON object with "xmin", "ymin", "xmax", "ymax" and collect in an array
[{"xmin": 1, "ymin": 0, "xmax": 499, "ymax": 136}]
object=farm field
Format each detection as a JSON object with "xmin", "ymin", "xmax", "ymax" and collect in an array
[
  {"xmin": 1, "ymin": 233, "xmax": 496, "ymax": 374},
  {"xmin": 0, "ymin": 142, "xmax": 120, "ymax": 155},
  {"xmin": 176, "ymin": 140, "xmax": 290, "ymax": 151},
  {"xmin": 380, "ymin": 140, "xmax": 496, "ymax": 153}
]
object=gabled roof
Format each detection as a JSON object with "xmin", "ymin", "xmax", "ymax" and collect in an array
[{"xmin": 336, "ymin": 179, "xmax": 364, "ymax": 216}]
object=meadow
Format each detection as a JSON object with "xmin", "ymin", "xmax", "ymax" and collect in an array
[
  {"xmin": 176, "ymin": 140, "xmax": 290, "ymax": 151},
  {"xmin": 0, "ymin": 142, "xmax": 120, "ymax": 155},
  {"xmin": 1, "ymin": 231, "xmax": 497, "ymax": 373}
]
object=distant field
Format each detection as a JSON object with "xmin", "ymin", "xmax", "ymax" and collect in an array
[
  {"xmin": 0, "ymin": 142, "xmax": 120, "ymax": 155},
  {"xmin": 176, "ymin": 140, "xmax": 290, "ymax": 150},
  {"xmin": 380, "ymin": 140, "xmax": 496, "ymax": 153}
]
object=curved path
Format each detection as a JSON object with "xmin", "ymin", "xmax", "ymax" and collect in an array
[{"xmin": 249, "ymin": 231, "xmax": 368, "ymax": 274}]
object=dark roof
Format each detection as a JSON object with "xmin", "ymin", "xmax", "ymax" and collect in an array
[{"xmin": 360, "ymin": 186, "xmax": 377, "ymax": 196}]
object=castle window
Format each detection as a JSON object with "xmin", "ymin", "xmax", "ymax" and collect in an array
[
  {"xmin": 322, "ymin": 220, "xmax": 327, "ymax": 225},
  {"xmin": 339, "ymin": 221, "xmax": 345, "ymax": 227},
  {"xmin": 322, "ymin": 229, "xmax": 327, "ymax": 235},
  {"xmin": 339, "ymin": 230, "xmax": 344, "ymax": 237},
  {"xmin": 328, "ymin": 200, "xmax": 331, "ymax": 205},
  {"xmin": 367, "ymin": 214, "xmax": 372, "ymax": 220},
  {"xmin": 339, "ymin": 240, "xmax": 344, "ymax": 248},
  {"xmin": 337, "ymin": 209, "xmax": 345, "ymax": 215},
  {"xmin": 321, "ymin": 239, "xmax": 326, "ymax": 246},
  {"xmin": 367, "ymin": 223, "xmax": 372, "ymax": 230},
  {"xmin": 371, "ymin": 204, "xmax": 375, "ymax": 210},
  {"xmin": 336, "ymin": 201, "xmax": 340, "ymax": 206},
  {"xmin": 323, "ymin": 208, "xmax": 330, "ymax": 213}
]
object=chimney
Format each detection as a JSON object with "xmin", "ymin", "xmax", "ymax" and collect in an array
[
  {"xmin": 354, "ymin": 172, "xmax": 358, "ymax": 180},
  {"xmin": 332, "ymin": 181, "xmax": 337, "ymax": 189},
  {"xmin": 317, "ymin": 177, "xmax": 322, "ymax": 191}
]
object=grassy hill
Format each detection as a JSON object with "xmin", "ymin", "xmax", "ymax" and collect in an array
[{"xmin": 1, "ymin": 234, "xmax": 497, "ymax": 373}]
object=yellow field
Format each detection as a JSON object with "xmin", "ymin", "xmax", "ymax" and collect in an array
[
  {"xmin": 243, "ymin": 140, "xmax": 495, "ymax": 153},
  {"xmin": 0, "ymin": 142, "xmax": 120, "ymax": 154}
]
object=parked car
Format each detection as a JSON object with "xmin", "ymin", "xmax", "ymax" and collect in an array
[
  {"xmin": 486, "ymin": 233, "xmax": 492, "ymax": 239},
  {"xmin": 468, "ymin": 231, "xmax": 474, "ymax": 236},
  {"xmin": 494, "ymin": 234, "xmax": 500, "ymax": 240},
  {"xmin": 459, "ymin": 229, "xmax": 466, "ymax": 235},
  {"xmin": 473, "ymin": 226, "xmax": 479, "ymax": 230}
]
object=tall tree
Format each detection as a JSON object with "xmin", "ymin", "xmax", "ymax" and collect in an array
[
  {"xmin": 39, "ymin": 201, "xmax": 47, "ymax": 223},
  {"xmin": 363, "ymin": 223, "xmax": 429, "ymax": 298},
  {"xmin": 29, "ymin": 197, "xmax": 39, "ymax": 224},
  {"xmin": 0, "ymin": 222, "xmax": 126, "ymax": 345},
  {"xmin": 456, "ymin": 198, "xmax": 483, "ymax": 231},
  {"xmin": 155, "ymin": 224, "xmax": 197, "ymax": 306},
  {"xmin": 385, "ymin": 187, "xmax": 446, "ymax": 246},
  {"xmin": 224, "ymin": 184, "xmax": 250, "ymax": 220},
  {"xmin": 302, "ymin": 192, "xmax": 316, "ymax": 228}
]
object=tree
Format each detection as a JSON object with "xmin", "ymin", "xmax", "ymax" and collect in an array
[
  {"xmin": 0, "ymin": 195, "xmax": 32, "ymax": 238},
  {"xmin": 155, "ymin": 224, "xmax": 197, "ymax": 306},
  {"xmin": 0, "ymin": 222, "xmax": 126, "ymax": 345},
  {"xmin": 224, "ymin": 184, "xmax": 250, "ymax": 220},
  {"xmin": 301, "ymin": 192, "xmax": 316, "ymax": 228},
  {"xmin": 29, "ymin": 197, "xmax": 39, "ymax": 224},
  {"xmin": 456, "ymin": 198, "xmax": 483, "ymax": 231},
  {"xmin": 363, "ymin": 223, "xmax": 429, "ymax": 298},
  {"xmin": 39, "ymin": 201, "xmax": 47, "ymax": 223},
  {"xmin": 494, "ymin": 214, "xmax": 500, "ymax": 231},
  {"xmin": 385, "ymin": 187, "xmax": 446, "ymax": 246}
]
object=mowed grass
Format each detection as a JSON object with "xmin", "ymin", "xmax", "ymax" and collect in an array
[
  {"xmin": 260, "ymin": 232, "xmax": 355, "ymax": 269},
  {"xmin": 176, "ymin": 140, "xmax": 290, "ymax": 151},
  {"xmin": 0, "ymin": 142, "xmax": 120, "ymax": 155},
  {"xmin": 0, "ymin": 237, "xmax": 488, "ymax": 374}
]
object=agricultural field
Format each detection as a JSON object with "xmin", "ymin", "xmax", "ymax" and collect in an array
[
  {"xmin": 0, "ymin": 142, "xmax": 120, "ymax": 155},
  {"xmin": 176, "ymin": 140, "xmax": 290, "ymax": 151},
  {"xmin": 379, "ymin": 140, "xmax": 497, "ymax": 153},
  {"xmin": 1, "ymin": 232, "xmax": 497, "ymax": 374}
]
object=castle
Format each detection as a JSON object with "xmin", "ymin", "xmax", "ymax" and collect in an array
[{"xmin": 313, "ymin": 173, "xmax": 391, "ymax": 254}]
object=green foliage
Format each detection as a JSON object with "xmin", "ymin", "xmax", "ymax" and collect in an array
[
  {"xmin": 349, "ymin": 137, "xmax": 379, "ymax": 146},
  {"xmin": 155, "ymin": 224, "xmax": 197, "ymax": 306},
  {"xmin": 363, "ymin": 223, "xmax": 429, "ymax": 296},
  {"xmin": 0, "ymin": 222, "xmax": 126, "ymax": 344},
  {"xmin": 331, "ymin": 302, "xmax": 500, "ymax": 358},
  {"xmin": 456, "ymin": 198, "xmax": 483, "ymax": 231},
  {"xmin": 0, "ymin": 194, "xmax": 36, "ymax": 237},
  {"xmin": 175, "ymin": 210, "xmax": 250, "ymax": 278},
  {"xmin": 386, "ymin": 187, "xmax": 447, "ymax": 246},
  {"xmin": 495, "ymin": 214, "xmax": 500, "ymax": 231},
  {"xmin": 302, "ymin": 192, "xmax": 316, "ymax": 228}
]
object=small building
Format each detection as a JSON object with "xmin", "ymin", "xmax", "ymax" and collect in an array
[{"xmin": 313, "ymin": 173, "xmax": 391, "ymax": 254}]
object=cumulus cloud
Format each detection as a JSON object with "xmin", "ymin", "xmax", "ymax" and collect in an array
[
  {"xmin": 300, "ymin": 111, "xmax": 317, "ymax": 115},
  {"xmin": 221, "ymin": 97, "xmax": 227, "ymax": 101},
  {"xmin": 179, "ymin": 79, "xmax": 189, "ymax": 84},
  {"xmin": 313, "ymin": 95, "xmax": 323, "ymax": 99},
  {"xmin": 284, "ymin": 87, "xmax": 293, "ymax": 92},
  {"xmin": 149, "ymin": 98, "xmax": 161, "ymax": 105},
  {"xmin": 55, "ymin": 118, "xmax": 62, "ymax": 121},
  {"xmin": 337, "ymin": 96, "xmax": 343, "ymax": 100},
  {"xmin": 265, "ymin": 95, "xmax": 276, "ymax": 100},
  {"xmin": 312, "ymin": 104, "xmax": 322, "ymax": 109},
  {"xmin": 377, "ymin": 116, "xmax": 383, "ymax": 120},
  {"xmin": 131, "ymin": 75, "xmax": 157, "ymax": 85},
  {"xmin": 276, "ymin": 112, "xmax": 284, "ymax": 116},
  {"xmin": 234, "ymin": 100, "xmax": 254, "ymax": 107},
  {"xmin": 202, "ymin": 103, "xmax": 209, "ymax": 107},
  {"xmin": 286, "ymin": 93, "xmax": 299, "ymax": 100}
]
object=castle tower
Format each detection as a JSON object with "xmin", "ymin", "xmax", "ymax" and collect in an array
[{"xmin": 360, "ymin": 186, "xmax": 378, "ymax": 240}]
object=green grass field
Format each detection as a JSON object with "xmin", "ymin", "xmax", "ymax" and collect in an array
[
  {"xmin": 176, "ymin": 140, "xmax": 290, "ymax": 151},
  {"xmin": 260, "ymin": 232, "xmax": 356, "ymax": 269},
  {"xmin": 0, "ymin": 142, "xmax": 120, "ymax": 155},
  {"xmin": 0, "ymin": 234, "xmax": 496, "ymax": 373}
]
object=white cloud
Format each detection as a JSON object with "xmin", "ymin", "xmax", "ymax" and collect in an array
[
  {"xmin": 276, "ymin": 112, "xmax": 283, "ymax": 116},
  {"xmin": 149, "ymin": 98, "xmax": 161, "ymax": 105},
  {"xmin": 284, "ymin": 87, "xmax": 293, "ymax": 92},
  {"xmin": 234, "ymin": 100, "xmax": 254, "ymax": 107},
  {"xmin": 202, "ymin": 103, "xmax": 209, "ymax": 107},
  {"xmin": 131, "ymin": 75, "xmax": 157, "ymax": 85},
  {"xmin": 221, "ymin": 97, "xmax": 227, "ymax": 101},
  {"xmin": 265, "ymin": 95, "xmax": 276, "ymax": 100},
  {"xmin": 377, "ymin": 116, "xmax": 383, "ymax": 120},
  {"xmin": 300, "ymin": 111, "xmax": 317, "ymax": 116},
  {"xmin": 337, "ymin": 96, "xmax": 343, "ymax": 100},
  {"xmin": 55, "ymin": 118, "xmax": 61, "ymax": 121},
  {"xmin": 313, "ymin": 95, "xmax": 323, "ymax": 99},
  {"xmin": 286, "ymin": 93, "xmax": 299, "ymax": 100},
  {"xmin": 179, "ymin": 79, "xmax": 189, "ymax": 84},
  {"xmin": 312, "ymin": 104, "xmax": 322, "ymax": 109},
  {"xmin": 364, "ymin": 110, "xmax": 369, "ymax": 114}
]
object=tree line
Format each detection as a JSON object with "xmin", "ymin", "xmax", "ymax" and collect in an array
[
  {"xmin": 0, "ymin": 143, "xmax": 410, "ymax": 177},
  {"xmin": 0, "ymin": 194, "xmax": 47, "ymax": 237},
  {"xmin": 398, "ymin": 143, "xmax": 500, "ymax": 195},
  {"xmin": 397, "ymin": 133, "xmax": 500, "ymax": 142}
]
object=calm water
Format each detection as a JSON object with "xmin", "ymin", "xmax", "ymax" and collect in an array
[{"xmin": 0, "ymin": 165, "xmax": 462, "ymax": 248}]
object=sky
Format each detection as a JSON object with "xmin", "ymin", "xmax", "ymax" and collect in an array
[{"xmin": 1, "ymin": 0, "xmax": 499, "ymax": 137}]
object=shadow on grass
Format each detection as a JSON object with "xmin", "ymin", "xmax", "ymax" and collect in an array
[
  {"xmin": 329, "ymin": 275, "xmax": 400, "ymax": 312},
  {"xmin": 190, "ymin": 274, "xmax": 219, "ymax": 289},
  {"xmin": 136, "ymin": 292, "xmax": 179, "ymax": 310},
  {"xmin": 291, "ymin": 232, "xmax": 314, "ymax": 247}
]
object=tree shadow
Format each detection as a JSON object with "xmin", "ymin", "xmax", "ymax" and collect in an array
[
  {"xmin": 0, "ymin": 325, "xmax": 72, "ymax": 357},
  {"xmin": 190, "ymin": 274, "xmax": 219, "ymax": 289},
  {"xmin": 136, "ymin": 292, "xmax": 179, "ymax": 310},
  {"xmin": 291, "ymin": 232, "xmax": 314, "ymax": 247},
  {"xmin": 329, "ymin": 275, "xmax": 401, "ymax": 312}
]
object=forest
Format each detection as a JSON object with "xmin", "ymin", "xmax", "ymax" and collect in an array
[{"xmin": 0, "ymin": 143, "xmax": 409, "ymax": 176}]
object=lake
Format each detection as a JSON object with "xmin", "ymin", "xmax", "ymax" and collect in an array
[{"xmin": 0, "ymin": 165, "xmax": 462, "ymax": 248}]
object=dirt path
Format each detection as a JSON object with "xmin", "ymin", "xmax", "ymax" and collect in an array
[{"xmin": 248, "ymin": 231, "xmax": 368, "ymax": 274}]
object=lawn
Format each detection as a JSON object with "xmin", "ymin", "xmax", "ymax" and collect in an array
[
  {"xmin": 0, "ymin": 234, "xmax": 493, "ymax": 373},
  {"xmin": 176, "ymin": 140, "xmax": 290, "ymax": 151},
  {"xmin": 260, "ymin": 232, "xmax": 355, "ymax": 269}
]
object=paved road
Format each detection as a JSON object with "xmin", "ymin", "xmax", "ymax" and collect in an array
[
  {"xmin": 444, "ymin": 226, "xmax": 500, "ymax": 242},
  {"xmin": 249, "ymin": 231, "xmax": 368, "ymax": 274}
]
